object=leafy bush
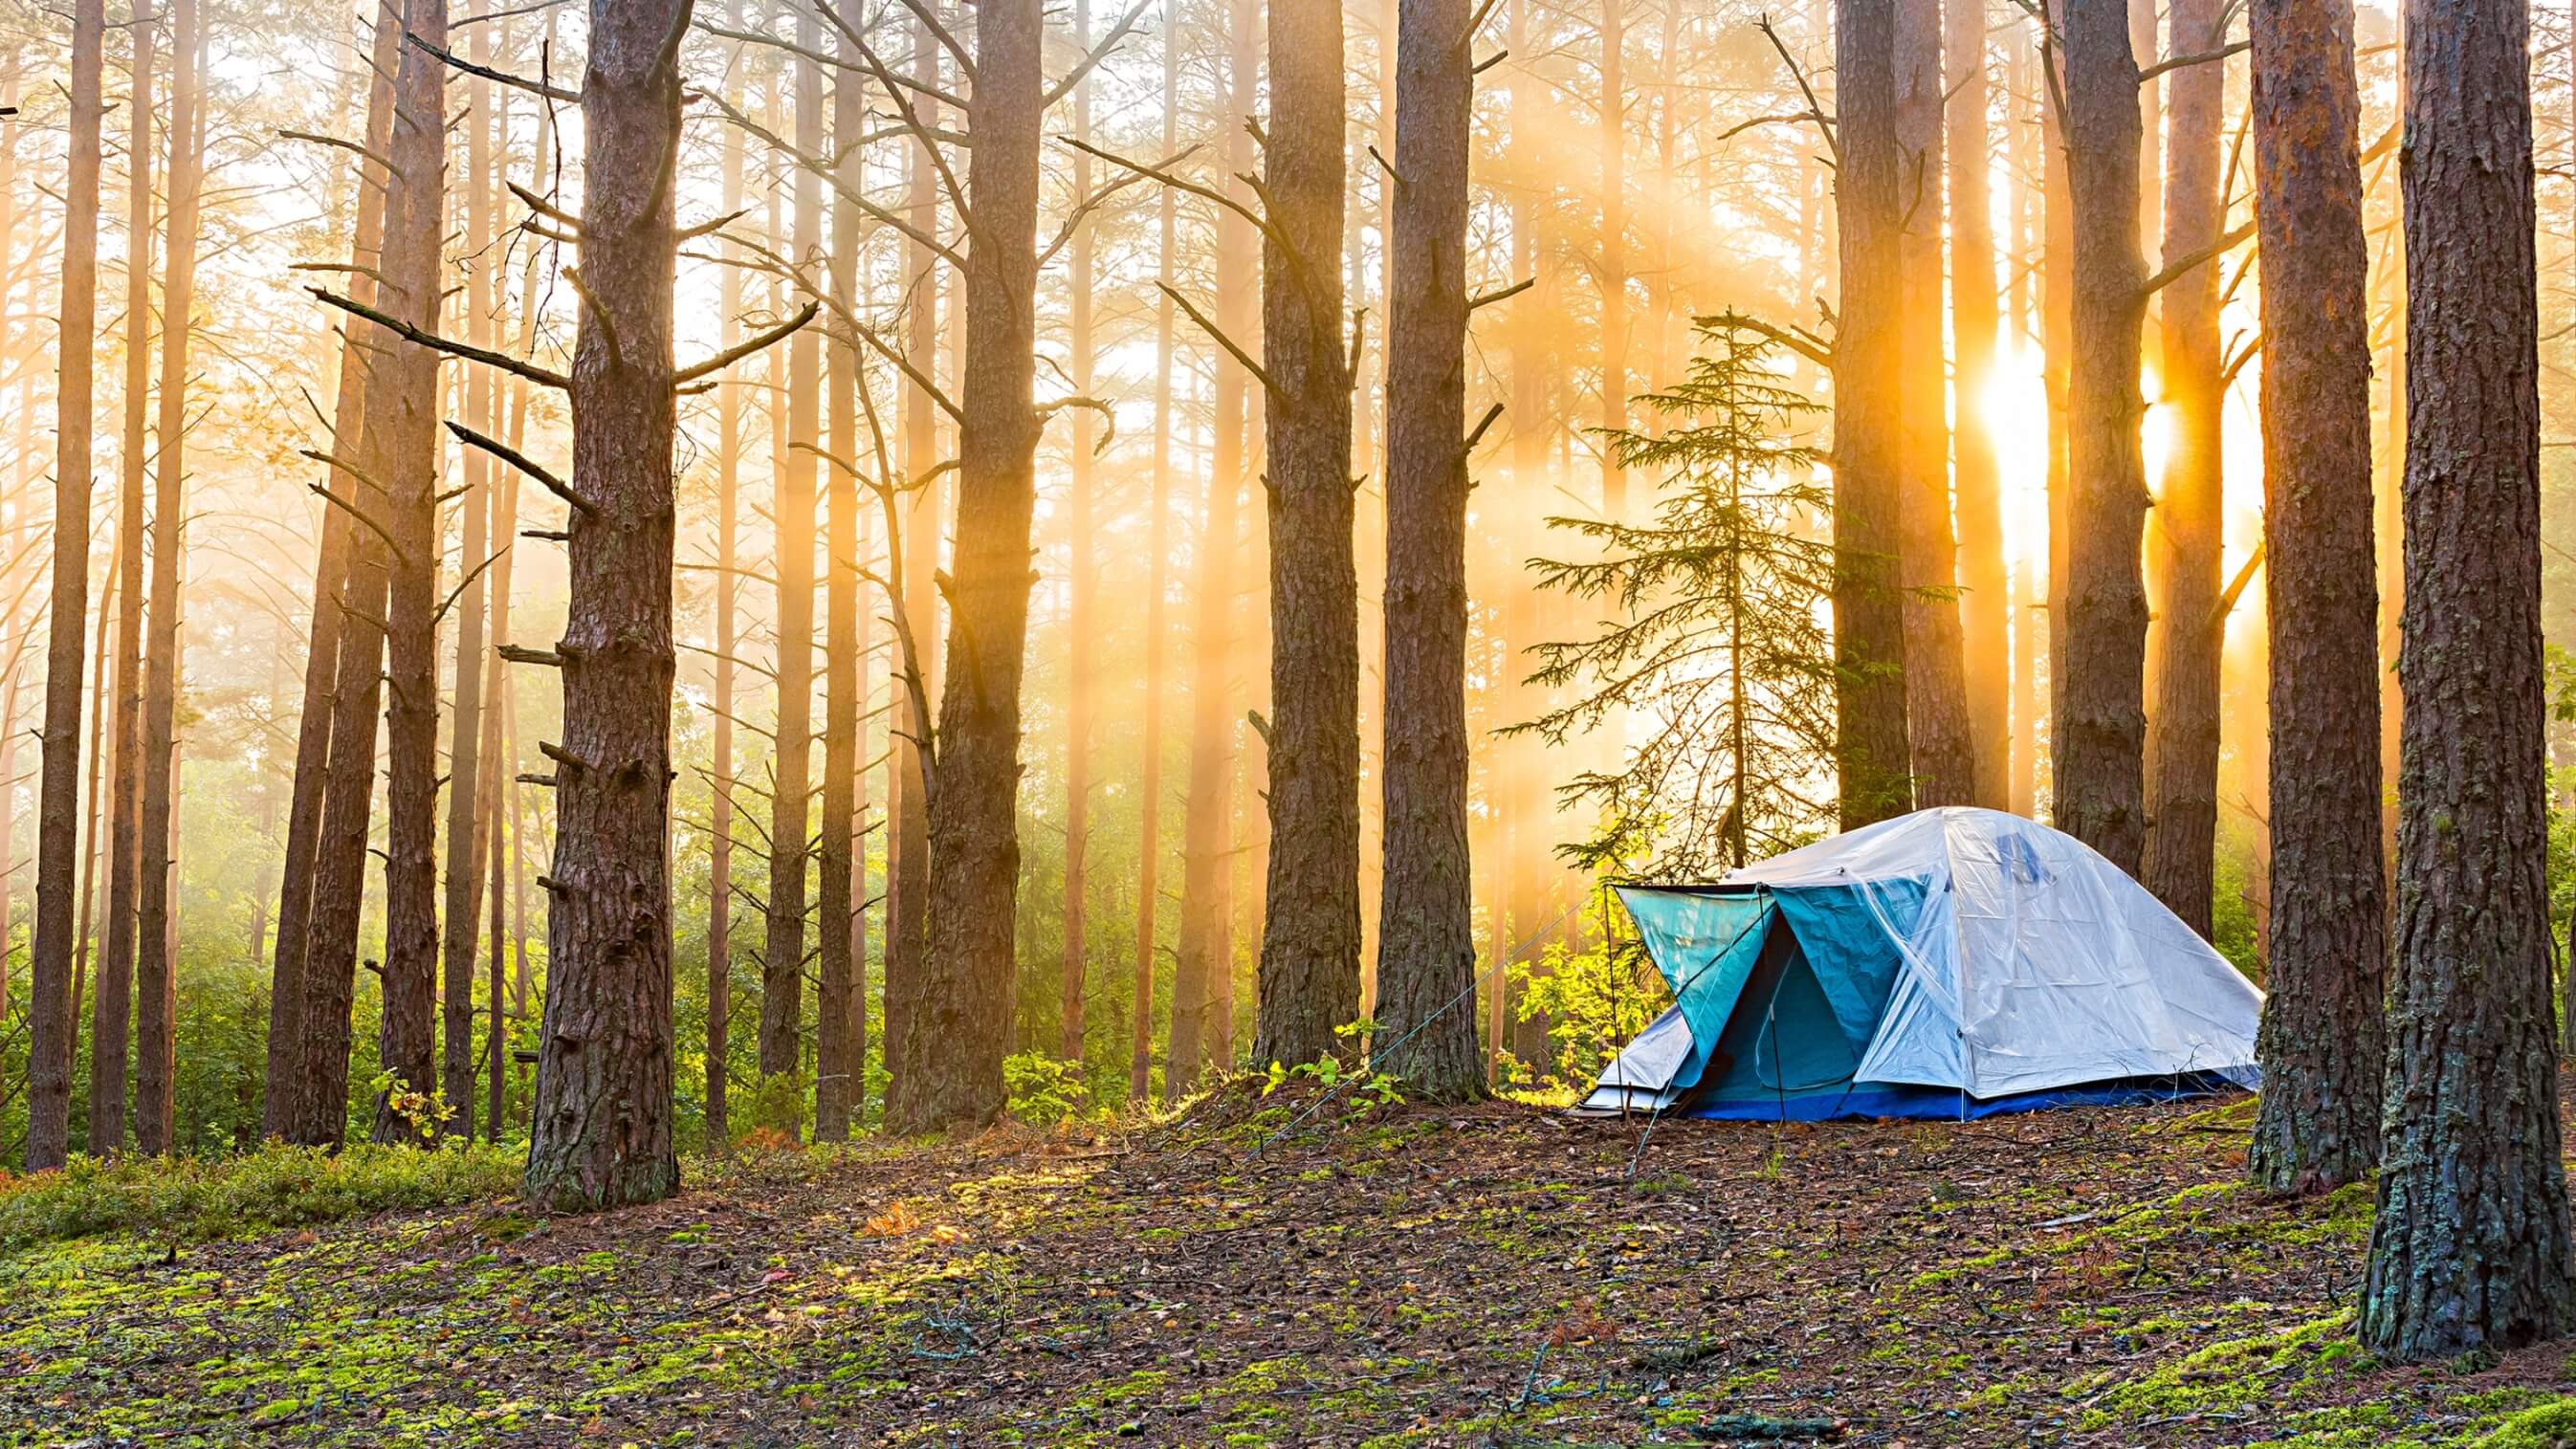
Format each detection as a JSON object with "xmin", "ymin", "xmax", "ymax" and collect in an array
[
  {"xmin": 1003, "ymin": 1050, "xmax": 1094, "ymax": 1126},
  {"xmin": 1512, "ymin": 894, "xmax": 1670, "ymax": 1089},
  {"xmin": 0, "ymin": 1142, "xmax": 521, "ymax": 1251}
]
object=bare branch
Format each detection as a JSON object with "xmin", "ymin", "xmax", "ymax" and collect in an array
[
  {"xmin": 445, "ymin": 421, "xmax": 597, "ymax": 515},
  {"xmin": 1469, "ymin": 276, "xmax": 1535, "ymax": 312},
  {"xmin": 403, "ymin": 28, "xmax": 580, "ymax": 102},
  {"xmin": 1156, "ymin": 280, "xmax": 1283, "ymax": 407},
  {"xmin": 1042, "ymin": 0, "xmax": 1153, "ymax": 109},
  {"xmin": 310, "ymin": 286, "xmax": 571, "ymax": 389},
  {"xmin": 676, "ymin": 300, "xmax": 819, "ymax": 386},
  {"xmin": 2137, "ymin": 37, "xmax": 2247, "ymax": 83}
]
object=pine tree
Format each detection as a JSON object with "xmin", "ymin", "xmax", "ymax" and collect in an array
[{"xmin": 1519, "ymin": 317, "xmax": 1839, "ymax": 882}]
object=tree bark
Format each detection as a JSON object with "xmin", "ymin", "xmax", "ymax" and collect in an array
[
  {"xmin": 891, "ymin": 0, "xmax": 1046, "ymax": 1133},
  {"xmin": 133, "ymin": 0, "xmax": 202, "ymax": 1155},
  {"xmin": 2052, "ymin": 0, "xmax": 2150, "ymax": 873},
  {"xmin": 439, "ymin": 7, "xmax": 496, "ymax": 1141},
  {"xmin": 1060, "ymin": 0, "xmax": 1095, "ymax": 1067},
  {"xmin": 1946, "ymin": 0, "xmax": 2009, "ymax": 809},
  {"xmin": 92, "ymin": 0, "xmax": 155, "ymax": 1159},
  {"xmin": 2244, "ymin": 0, "xmax": 2382, "ymax": 1196},
  {"xmin": 520, "ymin": 0, "xmax": 689, "ymax": 1211},
  {"xmin": 704, "ymin": 40, "xmax": 741, "ymax": 1150},
  {"xmin": 1169, "ymin": 0, "xmax": 1260, "ymax": 1099},
  {"xmin": 1832, "ymin": 0, "xmax": 1912, "ymax": 830},
  {"xmin": 762, "ymin": 19, "xmax": 825, "ymax": 1134},
  {"xmin": 2359, "ymin": 0, "xmax": 2576, "ymax": 1357},
  {"xmin": 1251, "ymin": 0, "xmax": 1361, "ymax": 1072},
  {"xmin": 880, "ymin": 5, "xmax": 941, "ymax": 1117},
  {"xmin": 24, "ymin": 0, "xmax": 107, "ymax": 1173},
  {"xmin": 815, "ymin": 0, "xmax": 868, "ymax": 1141},
  {"xmin": 367, "ymin": 0, "xmax": 449, "ymax": 1147},
  {"xmin": 1130, "ymin": 7, "xmax": 1178, "ymax": 1102},
  {"xmin": 2137, "ymin": 0, "xmax": 2228, "ymax": 935},
  {"xmin": 1894, "ymin": 0, "xmax": 1974, "ymax": 808},
  {"xmin": 263, "ymin": 2, "xmax": 398, "ymax": 1142},
  {"xmin": 1374, "ymin": 0, "xmax": 1481, "ymax": 1101}
]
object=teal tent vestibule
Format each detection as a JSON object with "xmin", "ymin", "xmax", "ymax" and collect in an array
[{"xmin": 1581, "ymin": 809, "xmax": 2263, "ymax": 1121}]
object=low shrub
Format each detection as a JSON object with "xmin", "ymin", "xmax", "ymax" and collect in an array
[{"xmin": 0, "ymin": 1140, "xmax": 521, "ymax": 1251}]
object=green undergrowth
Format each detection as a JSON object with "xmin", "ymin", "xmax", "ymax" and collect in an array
[
  {"xmin": 0, "ymin": 1142, "xmax": 522, "ymax": 1251},
  {"xmin": 2079, "ymin": 1310, "xmax": 2367, "ymax": 1428}
]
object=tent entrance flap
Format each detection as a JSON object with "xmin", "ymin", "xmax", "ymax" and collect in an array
[{"xmin": 1582, "ymin": 889, "xmax": 1774, "ymax": 1110}]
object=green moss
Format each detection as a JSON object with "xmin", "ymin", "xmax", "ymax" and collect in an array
[
  {"xmin": 2081, "ymin": 1311, "xmax": 2366, "ymax": 1427},
  {"xmin": 2476, "ymin": 1397, "xmax": 2576, "ymax": 1447}
]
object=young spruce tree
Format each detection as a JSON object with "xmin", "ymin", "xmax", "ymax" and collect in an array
[{"xmin": 1520, "ymin": 316, "xmax": 1838, "ymax": 883}]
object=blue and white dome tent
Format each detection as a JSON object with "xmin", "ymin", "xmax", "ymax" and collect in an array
[{"xmin": 1581, "ymin": 807, "xmax": 2263, "ymax": 1120}]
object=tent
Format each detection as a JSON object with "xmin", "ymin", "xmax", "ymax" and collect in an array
[{"xmin": 1580, "ymin": 807, "xmax": 2262, "ymax": 1120}]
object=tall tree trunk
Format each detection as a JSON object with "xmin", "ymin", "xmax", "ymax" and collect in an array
[
  {"xmin": 814, "ymin": 0, "xmax": 868, "ymax": 1141},
  {"xmin": 1946, "ymin": 0, "xmax": 2009, "ymax": 808},
  {"xmin": 703, "ymin": 0, "xmax": 747, "ymax": 1149},
  {"xmin": 1598, "ymin": 0, "xmax": 1624, "ymax": 523},
  {"xmin": 2244, "ymin": 0, "xmax": 2381, "ymax": 1195},
  {"xmin": 2359, "ymin": 0, "xmax": 2576, "ymax": 1357},
  {"xmin": 2041, "ymin": 8, "xmax": 2073, "ymax": 802},
  {"xmin": 2052, "ymin": 0, "xmax": 2150, "ymax": 873},
  {"xmin": 762, "ymin": 23, "xmax": 824, "ymax": 1134},
  {"xmin": 1169, "ymin": 1, "xmax": 1257, "ymax": 1097},
  {"xmin": 133, "ymin": 0, "xmax": 201, "ymax": 1155},
  {"xmin": 1832, "ymin": 0, "xmax": 1912, "ymax": 830},
  {"xmin": 368, "ymin": 0, "xmax": 449, "ymax": 1147},
  {"xmin": 880, "ymin": 5, "xmax": 940, "ymax": 1116},
  {"xmin": 892, "ymin": 0, "xmax": 1045, "ymax": 1133},
  {"xmin": 1894, "ymin": 0, "xmax": 1974, "ymax": 806},
  {"xmin": 2137, "ymin": 0, "xmax": 2227, "ymax": 933},
  {"xmin": 263, "ymin": 3, "xmax": 398, "ymax": 1142},
  {"xmin": 1252, "ymin": 0, "xmax": 1360, "ymax": 1072},
  {"xmin": 520, "ymin": 0, "xmax": 689, "ymax": 1211},
  {"xmin": 92, "ymin": 0, "xmax": 155, "ymax": 1159},
  {"xmin": 1130, "ymin": 6, "xmax": 1177, "ymax": 1101},
  {"xmin": 1060, "ymin": 0, "xmax": 1094, "ymax": 1066},
  {"xmin": 24, "ymin": 0, "xmax": 107, "ymax": 1172},
  {"xmin": 1375, "ymin": 0, "xmax": 1480, "ymax": 1100},
  {"xmin": 439, "ymin": 11, "xmax": 496, "ymax": 1140}
]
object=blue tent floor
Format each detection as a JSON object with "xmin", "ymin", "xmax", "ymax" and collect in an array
[{"xmin": 1580, "ymin": 1071, "xmax": 2248, "ymax": 1122}]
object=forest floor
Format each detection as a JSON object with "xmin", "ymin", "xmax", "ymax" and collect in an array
[{"xmin": 8, "ymin": 1084, "xmax": 2576, "ymax": 1448}]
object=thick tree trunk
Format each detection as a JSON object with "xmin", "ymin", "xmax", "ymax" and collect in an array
[
  {"xmin": 291, "ymin": 534, "xmax": 388, "ymax": 1150},
  {"xmin": 24, "ymin": 0, "xmax": 108, "ymax": 1173},
  {"xmin": 1894, "ymin": 0, "xmax": 1974, "ymax": 807},
  {"xmin": 520, "ymin": 0, "xmax": 689, "ymax": 1211},
  {"xmin": 92, "ymin": 1, "xmax": 155, "ymax": 1159},
  {"xmin": 762, "ymin": 27, "xmax": 824, "ymax": 1134},
  {"xmin": 1251, "ymin": 0, "xmax": 1361, "ymax": 1072},
  {"xmin": 2052, "ymin": 0, "xmax": 2150, "ymax": 873},
  {"xmin": 814, "ymin": 2, "xmax": 868, "ymax": 1141},
  {"xmin": 439, "ymin": 17, "xmax": 496, "ymax": 1141},
  {"xmin": 2137, "ymin": 0, "xmax": 2227, "ymax": 935},
  {"xmin": 263, "ymin": 4, "xmax": 398, "ymax": 1142},
  {"xmin": 891, "ymin": 0, "xmax": 1045, "ymax": 1133},
  {"xmin": 1946, "ymin": 0, "xmax": 2009, "ymax": 809},
  {"xmin": 2244, "ymin": 0, "xmax": 2381, "ymax": 1195},
  {"xmin": 133, "ymin": 0, "xmax": 202, "ymax": 1155},
  {"xmin": 1831, "ymin": 0, "xmax": 1912, "ymax": 829},
  {"xmin": 2359, "ymin": 0, "xmax": 2576, "ymax": 1357},
  {"xmin": 1374, "ymin": 0, "xmax": 1481, "ymax": 1101},
  {"xmin": 1169, "ymin": 0, "xmax": 1259, "ymax": 1100},
  {"xmin": 368, "ymin": 0, "xmax": 449, "ymax": 1147}
]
